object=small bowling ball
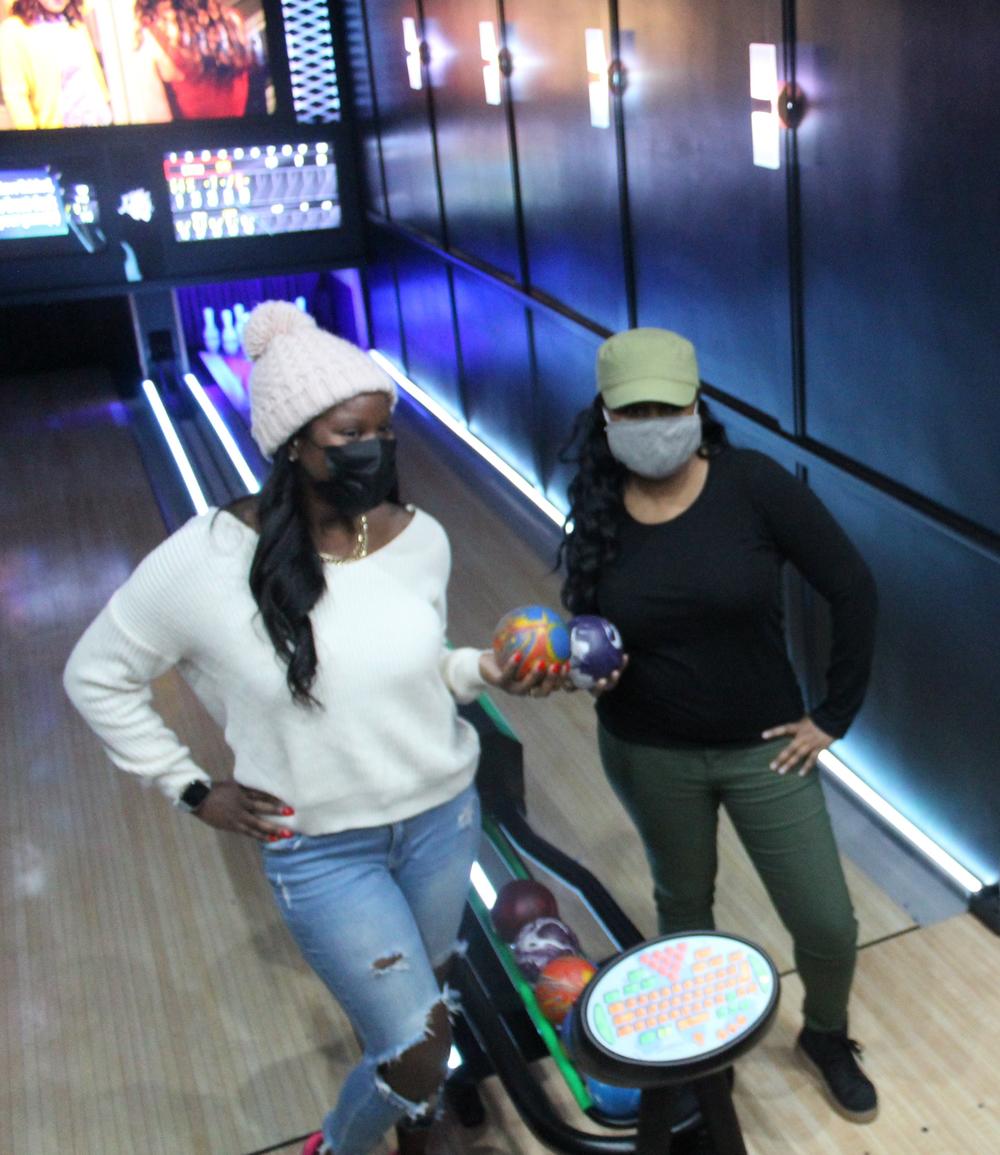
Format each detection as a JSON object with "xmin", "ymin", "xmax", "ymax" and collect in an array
[
  {"xmin": 491, "ymin": 879, "xmax": 559, "ymax": 942},
  {"xmin": 568, "ymin": 615, "xmax": 625, "ymax": 690},
  {"xmin": 513, "ymin": 916, "xmax": 581, "ymax": 983},
  {"xmin": 559, "ymin": 1010, "xmax": 641, "ymax": 1122},
  {"xmin": 586, "ymin": 1077, "xmax": 642, "ymax": 1121},
  {"xmin": 535, "ymin": 954, "xmax": 596, "ymax": 1025},
  {"xmin": 493, "ymin": 605, "xmax": 571, "ymax": 674}
]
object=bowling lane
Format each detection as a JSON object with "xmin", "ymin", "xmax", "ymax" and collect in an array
[
  {"xmin": 3, "ymin": 360, "xmax": 918, "ymax": 1155},
  {"xmin": 0, "ymin": 367, "xmax": 372, "ymax": 1155}
]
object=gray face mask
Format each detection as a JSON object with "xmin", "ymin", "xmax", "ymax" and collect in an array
[{"xmin": 604, "ymin": 410, "xmax": 702, "ymax": 478}]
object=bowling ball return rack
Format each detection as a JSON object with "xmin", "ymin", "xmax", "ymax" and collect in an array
[{"xmin": 447, "ymin": 701, "xmax": 777, "ymax": 1154}]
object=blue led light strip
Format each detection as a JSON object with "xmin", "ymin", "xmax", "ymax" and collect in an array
[
  {"xmin": 141, "ymin": 379, "xmax": 209, "ymax": 514},
  {"xmin": 817, "ymin": 750, "xmax": 984, "ymax": 894},
  {"xmin": 183, "ymin": 373, "xmax": 260, "ymax": 494},
  {"xmin": 369, "ymin": 350, "xmax": 566, "ymax": 527}
]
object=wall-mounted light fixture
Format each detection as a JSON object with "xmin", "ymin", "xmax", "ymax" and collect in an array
[
  {"xmin": 402, "ymin": 16, "xmax": 422, "ymax": 90},
  {"xmin": 749, "ymin": 42, "xmax": 780, "ymax": 169},
  {"xmin": 584, "ymin": 28, "xmax": 610, "ymax": 129},
  {"xmin": 479, "ymin": 21, "xmax": 502, "ymax": 106}
]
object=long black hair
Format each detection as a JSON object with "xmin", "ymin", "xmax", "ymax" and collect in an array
[
  {"xmin": 557, "ymin": 396, "xmax": 728, "ymax": 616},
  {"xmin": 246, "ymin": 444, "xmax": 326, "ymax": 707},
  {"xmin": 237, "ymin": 436, "xmax": 403, "ymax": 706}
]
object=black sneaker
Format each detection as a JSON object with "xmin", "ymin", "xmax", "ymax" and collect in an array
[{"xmin": 796, "ymin": 1026, "xmax": 878, "ymax": 1123}]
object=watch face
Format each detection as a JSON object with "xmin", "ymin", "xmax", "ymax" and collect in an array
[{"xmin": 181, "ymin": 780, "xmax": 212, "ymax": 810}]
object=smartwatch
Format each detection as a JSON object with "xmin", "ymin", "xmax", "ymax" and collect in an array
[{"xmin": 178, "ymin": 779, "xmax": 213, "ymax": 813}]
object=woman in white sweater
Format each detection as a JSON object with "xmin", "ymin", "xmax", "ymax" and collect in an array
[{"xmin": 63, "ymin": 301, "xmax": 562, "ymax": 1155}]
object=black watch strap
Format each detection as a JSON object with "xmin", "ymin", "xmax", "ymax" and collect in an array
[{"xmin": 178, "ymin": 779, "xmax": 213, "ymax": 812}]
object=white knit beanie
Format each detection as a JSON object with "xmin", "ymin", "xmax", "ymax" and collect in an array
[{"xmin": 244, "ymin": 300, "xmax": 396, "ymax": 457}]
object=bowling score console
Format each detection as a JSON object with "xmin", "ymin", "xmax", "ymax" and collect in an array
[
  {"xmin": 450, "ymin": 699, "xmax": 781, "ymax": 1155},
  {"xmin": 0, "ymin": 0, "xmax": 361, "ymax": 304}
]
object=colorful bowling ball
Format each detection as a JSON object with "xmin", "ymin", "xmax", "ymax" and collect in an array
[
  {"xmin": 535, "ymin": 954, "xmax": 596, "ymax": 1025},
  {"xmin": 568, "ymin": 614, "xmax": 625, "ymax": 690},
  {"xmin": 493, "ymin": 605, "xmax": 571, "ymax": 673},
  {"xmin": 513, "ymin": 916, "xmax": 581, "ymax": 983},
  {"xmin": 491, "ymin": 879, "xmax": 559, "ymax": 942}
]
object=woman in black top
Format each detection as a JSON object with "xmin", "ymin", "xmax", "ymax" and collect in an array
[{"xmin": 559, "ymin": 327, "xmax": 879, "ymax": 1123}]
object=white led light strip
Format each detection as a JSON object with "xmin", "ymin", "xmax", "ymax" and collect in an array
[
  {"xmin": 141, "ymin": 379, "xmax": 209, "ymax": 514},
  {"xmin": 369, "ymin": 350, "xmax": 566, "ymax": 527},
  {"xmin": 818, "ymin": 749, "xmax": 984, "ymax": 894},
  {"xmin": 183, "ymin": 373, "xmax": 260, "ymax": 494}
]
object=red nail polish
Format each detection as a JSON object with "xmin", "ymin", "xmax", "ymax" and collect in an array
[
  {"xmin": 281, "ymin": 807, "xmax": 294, "ymax": 816},
  {"xmin": 268, "ymin": 833, "xmax": 279, "ymax": 842},
  {"xmin": 280, "ymin": 829, "xmax": 293, "ymax": 838},
  {"xmin": 513, "ymin": 651, "xmax": 523, "ymax": 664}
]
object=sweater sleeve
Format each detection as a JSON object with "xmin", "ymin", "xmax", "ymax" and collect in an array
[
  {"xmin": 748, "ymin": 453, "xmax": 878, "ymax": 737},
  {"xmin": 63, "ymin": 516, "xmax": 216, "ymax": 802}
]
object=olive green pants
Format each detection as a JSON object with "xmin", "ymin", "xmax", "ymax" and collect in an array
[{"xmin": 598, "ymin": 724, "xmax": 858, "ymax": 1032}]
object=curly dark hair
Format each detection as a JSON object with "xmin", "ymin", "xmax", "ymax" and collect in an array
[
  {"xmin": 557, "ymin": 396, "xmax": 728, "ymax": 615},
  {"xmin": 11, "ymin": 0, "xmax": 84, "ymax": 23}
]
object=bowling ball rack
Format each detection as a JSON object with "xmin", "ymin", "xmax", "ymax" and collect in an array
[{"xmin": 448, "ymin": 700, "xmax": 713, "ymax": 1153}]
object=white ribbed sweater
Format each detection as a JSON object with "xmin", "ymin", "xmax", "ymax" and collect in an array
[{"xmin": 63, "ymin": 507, "xmax": 489, "ymax": 835}]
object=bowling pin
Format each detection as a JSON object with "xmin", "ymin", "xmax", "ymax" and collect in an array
[
  {"xmin": 220, "ymin": 307, "xmax": 240, "ymax": 355},
  {"xmin": 232, "ymin": 303, "xmax": 247, "ymax": 354},
  {"xmin": 202, "ymin": 306, "xmax": 221, "ymax": 353}
]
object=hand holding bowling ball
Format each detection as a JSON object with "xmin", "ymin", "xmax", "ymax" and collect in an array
[
  {"xmin": 489, "ymin": 605, "xmax": 570, "ymax": 695},
  {"xmin": 567, "ymin": 615, "xmax": 626, "ymax": 691},
  {"xmin": 491, "ymin": 878, "xmax": 559, "ymax": 942},
  {"xmin": 535, "ymin": 954, "xmax": 596, "ymax": 1025}
]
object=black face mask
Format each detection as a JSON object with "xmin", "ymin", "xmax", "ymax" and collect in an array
[{"xmin": 314, "ymin": 438, "xmax": 398, "ymax": 517}]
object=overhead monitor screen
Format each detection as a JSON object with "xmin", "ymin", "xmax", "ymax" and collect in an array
[
  {"xmin": 164, "ymin": 141, "xmax": 339, "ymax": 241},
  {"xmin": 0, "ymin": 165, "xmax": 104, "ymax": 249},
  {"xmin": 0, "ymin": 0, "xmax": 274, "ymax": 130}
]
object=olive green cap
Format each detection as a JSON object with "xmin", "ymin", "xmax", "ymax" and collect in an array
[{"xmin": 596, "ymin": 327, "xmax": 700, "ymax": 409}]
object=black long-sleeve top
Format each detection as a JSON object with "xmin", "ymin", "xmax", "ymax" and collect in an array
[{"xmin": 594, "ymin": 448, "xmax": 877, "ymax": 746}]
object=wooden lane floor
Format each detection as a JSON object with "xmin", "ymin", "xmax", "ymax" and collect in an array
[{"xmin": 1, "ymin": 370, "xmax": 369, "ymax": 1154}]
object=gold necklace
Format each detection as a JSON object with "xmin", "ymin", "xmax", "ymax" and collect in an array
[{"xmin": 318, "ymin": 514, "xmax": 369, "ymax": 565}]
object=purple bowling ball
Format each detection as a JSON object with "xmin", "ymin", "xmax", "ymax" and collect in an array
[
  {"xmin": 513, "ymin": 916, "xmax": 581, "ymax": 983},
  {"xmin": 568, "ymin": 615, "xmax": 625, "ymax": 690}
]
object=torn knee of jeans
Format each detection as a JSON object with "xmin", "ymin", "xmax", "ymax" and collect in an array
[
  {"xmin": 371, "ymin": 951, "xmax": 409, "ymax": 975},
  {"xmin": 373, "ymin": 1068, "xmax": 440, "ymax": 1121}
]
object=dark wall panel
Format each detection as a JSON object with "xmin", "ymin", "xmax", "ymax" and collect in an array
[
  {"xmin": 365, "ymin": 234, "xmax": 404, "ymax": 366},
  {"xmin": 453, "ymin": 272, "xmax": 536, "ymax": 482},
  {"xmin": 619, "ymin": 0, "xmax": 793, "ymax": 426},
  {"xmin": 797, "ymin": 0, "xmax": 1000, "ymax": 533},
  {"xmin": 809, "ymin": 465, "xmax": 1000, "ymax": 886},
  {"xmin": 532, "ymin": 312, "xmax": 603, "ymax": 509},
  {"xmin": 364, "ymin": 0, "xmax": 443, "ymax": 237},
  {"xmin": 424, "ymin": 0, "xmax": 522, "ymax": 278},
  {"xmin": 394, "ymin": 245, "xmax": 463, "ymax": 414},
  {"xmin": 504, "ymin": 0, "xmax": 629, "ymax": 332}
]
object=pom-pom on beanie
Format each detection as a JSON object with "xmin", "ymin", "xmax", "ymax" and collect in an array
[{"xmin": 244, "ymin": 300, "xmax": 396, "ymax": 457}]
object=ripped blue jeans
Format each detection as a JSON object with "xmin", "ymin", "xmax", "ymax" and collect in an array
[{"xmin": 262, "ymin": 783, "xmax": 481, "ymax": 1154}]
